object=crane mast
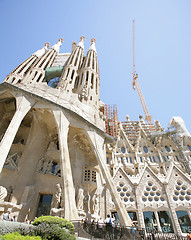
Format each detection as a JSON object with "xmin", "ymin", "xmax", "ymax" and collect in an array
[{"xmin": 132, "ymin": 20, "xmax": 152, "ymax": 124}]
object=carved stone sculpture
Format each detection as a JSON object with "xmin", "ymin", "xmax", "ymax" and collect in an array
[
  {"xmin": 4, "ymin": 153, "xmax": 19, "ymax": 170},
  {"xmin": 51, "ymin": 183, "xmax": 62, "ymax": 209},
  {"xmin": 76, "ymin": 188, "xmax": 84, "ymax": 210},
  {"xmin": 0, "ymin": 186, "xmax": 7, "ymax": 201},
  {"xmin": 92, "ymin": 194, "xmax": 99, "ymax": 216}
]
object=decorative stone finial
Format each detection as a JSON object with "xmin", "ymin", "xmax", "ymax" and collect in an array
[
  {"xmin": 52, "ymin": 38, "xmax": 63, "ymax": 53},
  {"xmin": 139, "ymin": 115, "xmax": 144, "ymax": 122},
  {"xmin": 80, "ymin": 36, "xmax": 85, "ymax": 41},
  {"xmin": 72, "ymin": 41, "xmax": 76, "ymax": 52},
  {"xmin": 58, "ymin": 38, "xmax": 64, "ymax": 43},
  {"xmin": 91, "ymin": 38, "xmax": 96, "ymax": 44},
  {"xmin": 126, "ymin": 115, "xmax": 130, "ymax": 121},
  {"xmin": 44, "ymin": 42, "xmax": 50, "ymax": 48},
  {"xmin": 77, "ymin": 36, "xmax": 85, "ymax": 49},
  {"xmin": 32, "ymin": 43, "xmax": 49, "ymax": 57},
  {"xmin": 89, "ymin": 38, "xmax": 97, "ymax": 52}
]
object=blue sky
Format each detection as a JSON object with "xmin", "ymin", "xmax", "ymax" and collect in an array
[{"xmin": 0, "ymin": 0, "xmax": 191, "ymax": 132}]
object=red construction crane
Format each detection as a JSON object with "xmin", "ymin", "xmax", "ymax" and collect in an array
[{"xmin": 132, "ymin": 20, "xmax": 152, "ymax": 124}]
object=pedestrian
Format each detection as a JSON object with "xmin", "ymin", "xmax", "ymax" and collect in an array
[
  {"xmin": 105, "ymin": 214, "xmax": 115, "ymax": 240},
  {"xmin": 130, "ymin": 223, "xmax": 136, "ymax": 240},
  {"xmin": 98, "ymin": 217, "xmax": 104, "ymax": 236},
  {"xmin": 3, "ymin": 211, "xmax": 10, "ymax": 221},
  {"xmin": 187, "ymin": 231, "xmax": 191, "ymax": 240}
]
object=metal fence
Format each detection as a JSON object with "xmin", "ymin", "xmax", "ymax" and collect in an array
[{"xmin": 72, "ymin": 220, "xmax": 188, "ymax": 240}]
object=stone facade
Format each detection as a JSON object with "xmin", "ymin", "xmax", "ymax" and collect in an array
[{"xmin": 0, "ymin": 37, "xmax": 191, "ymax": 236}]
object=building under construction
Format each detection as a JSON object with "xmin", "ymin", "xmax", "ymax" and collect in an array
[{"xmin": 0, "ymin": 36, "xmax": 191, "ymax": 237}]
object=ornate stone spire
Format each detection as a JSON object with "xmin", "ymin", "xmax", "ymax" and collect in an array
[
  {"xmin": 57, "ymin": 36, "xmax": 85, "ymax": 91},
  {"xmin": 76, "ymin": 38, "xmax": 100, "ymax": 105},
  {"xmin": 3, "ymin": 43, "xmax": 50, "ymax": 84}
]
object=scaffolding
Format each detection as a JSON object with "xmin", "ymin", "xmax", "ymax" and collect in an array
[{"xmin": 104, "ymin": 104, "xmax": 119, "ymax": 138}]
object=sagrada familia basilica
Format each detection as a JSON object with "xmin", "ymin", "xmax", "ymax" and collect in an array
[{"xmin": 0, "ymin": 36, "xmax": 191, "ymax": 236}]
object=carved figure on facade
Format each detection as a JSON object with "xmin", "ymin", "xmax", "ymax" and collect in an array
[
  {"xmin": 78, "ymin": 85, "xmax": 88, "ymax": 101},
  {"xmin": 0, "ymin": 186, "xmax": 7, "ymax": 201},
  {"xmin": 50, "ymin": 183, "xmax": 63, "ymax": 217},
  {"xmin": 4, "ymin": 153, "xmax": 20, "ymax": 171},
  {"xmin": 43, "ymin": 160, "xmax": 53, "ymax": 174},
  {"xmin": 0, "ymin": 186, "xmax": 21, "ymax": 212},
  {"xmin": 84, "ymin": 191, "xmax": 91, "ymax": 214},
  {"xmin": 76, "ymin": 188, "xmax": 84, "ymax": 211},
  {"xmin": 92, "ymin": 193, "xmax": 99, "ymax": 216},
  {"xmin": 73, "ymin": 134, "xmax": 93, "ymax": 154},
  {"xmin": 51, "ymin": 183, "xmax": 62, "ymax": 209}
]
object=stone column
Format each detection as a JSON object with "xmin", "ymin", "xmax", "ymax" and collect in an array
[
  {"xmin": 53, "ymin": 110, "xmax": 78, "ymax": 221},
  {"xmin": 0, "ymin": 95, "xmax": 34, "ymax": 173},
  {"xmin": 86, "ymin": 129, "xmax": 132, "ymax": 227},
  {"xmin": 163, "ymin": 184, "xmax": 182, "ymax": 235},
  {"xmin": 187, "ymin": 210, "xmax": 191, "ymax": 221},
  {"xmin": 135, "ymin": 186, "xmax": 145, "ymax": 229},
  {"xmin": 154, "ymin": 210, "xmax": 162, "ymax": 232}
]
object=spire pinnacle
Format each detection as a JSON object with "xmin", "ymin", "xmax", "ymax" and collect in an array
[
  {"xmin": 89, "ymin": 38, "xmax": 97, "ymax": 52},
  {"xmin": 32, "ymin": 42, "xmax": 50, "ymax": 57},
  {"xmin": 52, "ymin": 38, "xmax": 64, "ymax": 53},
  {"xmin": 77, "ymin": 36, "xmax": 85, "ymax": 49}
]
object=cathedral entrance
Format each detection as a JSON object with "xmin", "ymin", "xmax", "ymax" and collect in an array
[{"xmin": 36, "ymin": 194, "xmax": 53, "ymax": 217}]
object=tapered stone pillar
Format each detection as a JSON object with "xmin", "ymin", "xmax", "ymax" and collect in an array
[
  {"xmin": 154, "ymin": 210, "xmax": 162, "ymax": 232},
  {"xmin": 0, "ymin": 95, "xmax": 34, "ymax": 173},
  {"xmin": 53, "ymin": 110, "xmax": 78, "ymax": 221},
  {"xmin": 86, "ymin": 129, "xmax": 132, "ymax": 227}
]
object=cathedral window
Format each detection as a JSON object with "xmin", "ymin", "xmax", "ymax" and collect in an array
[
  {"xmin": 143, "ymin": 211, "xmax": 158, "ymax": 231},
  {"xmin": 84, "ymin": 169, "xmax": 96, "ymax": 183},
  {"xmin": 71, "ymin": 70, "xmax": 75, "ymax": 80},
  {"xmin": 140, "ymin": 157, "xmax": 143, "ymax": 162},
  {"xmin": 66, "ymin": 68, "xmax": 70, "ymax": 78},
  {"xmin": 187, "ymin": 145, "xmax": 191, "ymax": 151},
  {"xmin": 126, "ymin": 157, "xmax": 128, "ymax": 163},
  {"xmin": 87, "ymin": 52, "xmax": 91, "ymax": 67},
  {"xmin": 11, "ymin": 77, "xmax": 16, "ymax": 83},
  {"xmin": 52, "ymin": 163, "xmax": 57, "ymax": 174},
  {"xmin": 162, "ymin": 156, "xmax": 166, "ymax": 162},
  {"xmin": 175, "ymin": 156, "xmax": 179, "ymax": 161},
  {"xmin": 143, "ymin": 146, "xmax": 148, "ymax": 153},
  {"xmin": 86, "ymin": 71, "xmax": 89, "ymax": 85},
  {"xmin": 36, "ymin": 73, "xmax": 42, "ymax": 82},
  {"xmin": 165, "ymin": 146, "xmax": 170, "ymax": 152},
  {"xmin": 158, "ymin": 156, "xmax": 161, "ymax": 162},
  {"xmin": 157, "ymin": 211, "xmax": 174, "ymax": 233},
  {"xmin": 121, "ymin": 147, "xmax": 125, "ymax": 154},
  {"xmin": 152, "ymin": 156, "xmax": 156, "ymax": 162},
  {"xmin": 91, "ymin": 73, "xmax": 94, "ymax": 89},
  {"xmin": 176, "ymin": 211, "xmax": 191, "ymax": 233},
  {"xmin": 92, "ymin": 52, "xmax": 95, "ymax": 69}
]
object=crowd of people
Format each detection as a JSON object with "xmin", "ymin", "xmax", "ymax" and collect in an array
[
  {"xmin": 2, "ymin": 211, "xmax": 37, "ymax": 224},
  {"xmin": 83, "ymin": 214, "xmax": 137, "ymax": 240}
]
